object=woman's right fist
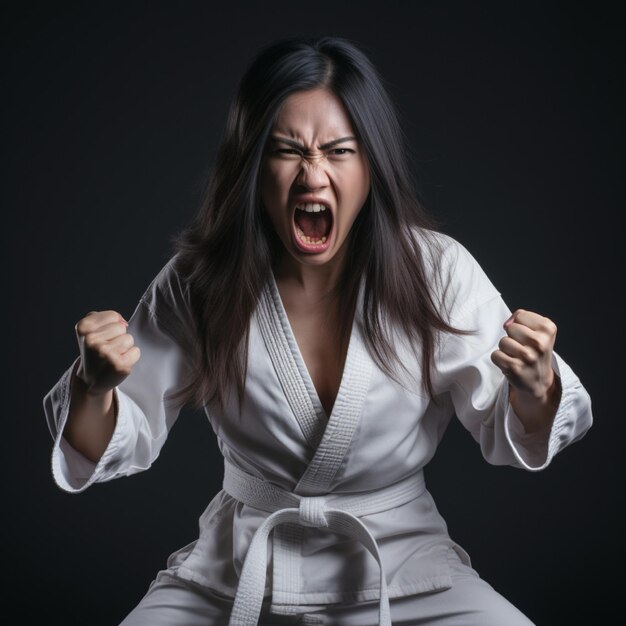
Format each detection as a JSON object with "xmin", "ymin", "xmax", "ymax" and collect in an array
[{"xmin": 74, "ymin": 310, "xmax": 141, "ymax": 395}]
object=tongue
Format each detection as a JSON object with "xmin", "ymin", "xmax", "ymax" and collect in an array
[{"xmin": 294, "ymin": 210, "xmax": 332, "ymax": 238}]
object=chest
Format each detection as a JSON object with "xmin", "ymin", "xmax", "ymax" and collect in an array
[{"xmin": 282, "ymin": 302, "xmax": 349, "ymax": 418}]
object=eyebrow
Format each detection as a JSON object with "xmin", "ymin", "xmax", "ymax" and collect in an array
[{"xmin": 269, "ymin": 135, "xmax": 357, "ymax": 150}]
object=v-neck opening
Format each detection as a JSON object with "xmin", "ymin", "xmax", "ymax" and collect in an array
[{"xmin": 267, "ymin": 270, "xmax": 361, "ymax": 423}]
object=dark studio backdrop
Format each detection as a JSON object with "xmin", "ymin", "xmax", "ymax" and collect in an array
[{"xmin": 4, "ymin": 2, "xmax": 623, "ymax": 624}]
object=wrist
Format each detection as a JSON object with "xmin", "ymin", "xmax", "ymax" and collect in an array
[
  {"xmin": 71, "ymin": 366, "xmax": 113, "ymax": 406},
  {"xmin": 509, "ymin": 375, "xmax": 561, "ymax": 434}
]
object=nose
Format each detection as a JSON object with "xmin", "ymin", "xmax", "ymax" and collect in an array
[{"xmin": 295, "ymin": 155, "xmax": 329, "ymax": 190}]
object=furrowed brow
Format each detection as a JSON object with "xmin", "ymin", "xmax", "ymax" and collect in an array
[{"xmin": 270, "ymin": 135, "xmax": 357, "ymax": 150}]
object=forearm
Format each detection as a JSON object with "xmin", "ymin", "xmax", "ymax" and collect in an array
[
  {"xmin": 508, "ymin": 370, "xmax": 562, "ymax": 434},
  {"xmin": 63, "ymin": 365, "xmax": 117, "ymax": 464}
]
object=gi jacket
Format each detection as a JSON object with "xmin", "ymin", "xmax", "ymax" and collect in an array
[{"xmin": 43, "ymin": 228, "xmax": 593, "ymax": 615}]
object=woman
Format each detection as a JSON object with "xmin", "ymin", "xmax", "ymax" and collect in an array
[{"xmin": 44, "ymin": 36, "xmax": 593, "ymax": 625}]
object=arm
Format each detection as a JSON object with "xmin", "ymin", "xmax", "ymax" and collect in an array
[
  {"xmin": 508, "ymin": 371, "xmax": 561, "ymax": 434},
  {"xmin": 435, "ymin": 295, "xmax": 592, "ymax": 470},
  {"xmin": 491, "ymin": 306, "xmax": 563, "ymax": 435},
  {"xmin": 43, "ymin": 257, "xmax": 194, "ymax": 492},
  {"xmin": 430, "ymin": 237, "xmax": 593, "ymax": 470},
  {"xmin": 64, "ymin": 367, "xmax": 117, "ymax": 464}
]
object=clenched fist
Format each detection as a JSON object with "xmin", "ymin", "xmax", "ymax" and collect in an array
[
  {"xmin": 490, "ymin": 308, "xmax": 558, "ymax": 400},
  {"xmin": 490, "ymin": 308, "xmax": 561, "ymax": 432},
  {"xmin": 74, "ymin": 310, "xmax": 141, "ymax": 396}
]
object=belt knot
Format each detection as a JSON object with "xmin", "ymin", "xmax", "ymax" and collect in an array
[{"xmin": 298, "ymin": 496, "xmax": 328, "ymax": 528}]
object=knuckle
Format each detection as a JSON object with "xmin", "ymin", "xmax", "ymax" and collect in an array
[
  {"xmin": 530, "ymin": 336, "xmax": 548, "ymax": 355},
  {"xmin": 527, "ymin": 335, "xmax": 543, "ymax": 353},
  {"xmin": 127, "ymin": 347, "xmax": 141, "ymax": 366},
  {"xmin": 510, "ymin": 362, "xmax": 522, "ymax": 376},
  {"xmin": 99, "ymin": 311, "xmax": 118, "ymax": 325},
  {"xmin": 114, "ymin": 364, "xmax": 131, "ymax": 377},
  {"xmin": 539, "ymin": 318, "xmax": 557, "ymax": 335},
  {"xmin": 524, "ymin": 349, "xmax": 538, "ymax": 364},
  {"xmin": 76, "ymin": 318, "xmax": 92, "ymax": 335},
  {"xmin": 96, "ymin": 343, "xmax": 111, "ymax": 359},
  {"xmin": 84, "ymin": 334, "xmax": 99, "ymax": 350}
]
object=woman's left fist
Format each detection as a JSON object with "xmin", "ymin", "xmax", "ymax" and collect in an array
[{"xmin": 490, "ymin": 308, "xmax": 558, "ymax": 400}]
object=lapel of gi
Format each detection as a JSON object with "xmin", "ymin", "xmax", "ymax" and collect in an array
[{"xmin": 256, "ymin": 273, "xmax": 374, "ymax": 615}]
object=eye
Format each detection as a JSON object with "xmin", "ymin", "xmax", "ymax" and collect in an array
[
  {"xmin": 270, "ymin": 147, "xmax": 354, "ymax": 157},
  {"xmin": 330, "ymin": 148, "xmax": 353, "ymax": 155}
]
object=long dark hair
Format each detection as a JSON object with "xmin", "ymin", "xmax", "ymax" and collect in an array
[{"xmin": 167, "ymin": 35, "xmax": 476, "ymax": 412}]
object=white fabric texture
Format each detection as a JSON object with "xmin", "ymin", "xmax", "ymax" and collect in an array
[
  {"xmin": 119, "ymin": 550, "xmax": 535, "ymax": 625},
  {"xmin": 44, "ymin": 228, "xmax": 593, "ymax": 623}
]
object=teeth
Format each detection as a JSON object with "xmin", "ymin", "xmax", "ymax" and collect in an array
[
  {"xmin": 295, "ymin": 203, "xmax": 327, "ymax": 213},
  {"xmin": 296, "ymin": 227, "xmax": 328, "ymax": 245}
]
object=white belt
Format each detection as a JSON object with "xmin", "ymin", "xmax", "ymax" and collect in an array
[{"xmin": 223, "ymin": 458, "xmax": 427, "ymax": 626}]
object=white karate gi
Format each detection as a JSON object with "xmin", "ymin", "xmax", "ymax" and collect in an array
[{"xmin": 43, "ymin": 228, "xmax": 593, "ymax": 625}]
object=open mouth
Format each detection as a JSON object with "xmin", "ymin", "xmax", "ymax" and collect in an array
[{"xmin": 292, "ymin": 203, "xmax": 333, "ymax": 251}]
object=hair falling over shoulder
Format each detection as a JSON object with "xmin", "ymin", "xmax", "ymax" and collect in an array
[{"xmin": 165, "ymin": 35, "xmax": 477, "ymax": 414}]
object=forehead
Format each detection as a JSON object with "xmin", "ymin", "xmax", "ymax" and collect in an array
[{"xmin": 272, "ymin": 87, "xmax": 355, "ymax": 137}]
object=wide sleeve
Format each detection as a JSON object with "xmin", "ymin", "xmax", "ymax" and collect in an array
[
  {"xmin": 430, "ymin": 234, "xmax": 593, "ymax": 471},
  {"xmin": 43, "ymin": 254, "xmax": 195, "ymax": 493}
]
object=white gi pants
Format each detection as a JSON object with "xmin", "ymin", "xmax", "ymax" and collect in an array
[{"xmin": 119, "ymin": 549, "xmax": 535, "ymax": 626}]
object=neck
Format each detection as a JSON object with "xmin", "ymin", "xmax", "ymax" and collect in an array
[{"xmin": 273, "ymin": 243, "xmax": 348, "ymax": 299}]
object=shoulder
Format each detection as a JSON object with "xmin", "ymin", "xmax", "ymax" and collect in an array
[
  {"xmin": 408, "ymin": 226, "xmax": 502, "ymax": 323},
  {"xmin": 139, "ymin": 252, "xmax": 193, "ymax": 338},
  {"xmin": 408, "ymin": 225, "xmax": 472, "ymax": 270},
  {"xmin": 407, "ymin": 226, "xmax": 456, "ymax": 267}
]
